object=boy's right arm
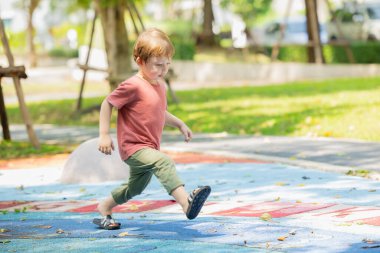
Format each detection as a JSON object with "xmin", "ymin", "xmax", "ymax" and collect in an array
[{"xmin": 98, "ymin": 99, "xmax": 114, "ymax": 155}]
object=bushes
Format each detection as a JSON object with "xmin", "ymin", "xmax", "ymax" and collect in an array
[
  {"xmin": 48, "ymin": 47, "xmax": 79, "ymax": 58},
  {"xmin": 324, "ymin": 42, "xmax": 380, "ymax": 63},
  {"xmin": 171, "ymin": 38, "xmax": 196, "ymax": 60},
  {"xmin": 265, "ymin": 42, "xmax": 380, "ymax": 63}
]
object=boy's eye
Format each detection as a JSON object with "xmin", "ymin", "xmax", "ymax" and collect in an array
[{"xmin": 154, "ymin": 63, "xmax": 170, "ymax": 68}]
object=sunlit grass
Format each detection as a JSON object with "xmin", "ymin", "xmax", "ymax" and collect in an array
[
  {"xmin": 4, "ymin": 76, "xmax": 380, "ymax": 142},
  {"xmin": 0, "ymin": 141, "xmax": 69, "ymax": 159}
]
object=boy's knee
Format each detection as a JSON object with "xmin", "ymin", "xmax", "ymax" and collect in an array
[
  {"xmin": 127, "ymin": 187, "xmax": 144, "ymax": 199},
  {"xmin": 155, "ymin": 154, "xmax": 175, "ymax": 170}
]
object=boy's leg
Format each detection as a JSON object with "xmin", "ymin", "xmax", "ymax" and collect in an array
[
  {"xmin": 145, "ymin": 148, "xmax": 211, "ymax": 219},
  {"xmin": 97, "ymin": 195, "xmax": 118, "ymax": 216},
  {"xmin": 171, "ymin": 186, "xmax": 189, "ymax": 212},
  {"xmin": 94, "ymin": 149, "xmax": 155, "ymax": 229}
]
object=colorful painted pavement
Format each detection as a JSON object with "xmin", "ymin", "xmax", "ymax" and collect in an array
[{"xmin": 0, "ymin": 153, "xmax": 379, "ymax": 252}]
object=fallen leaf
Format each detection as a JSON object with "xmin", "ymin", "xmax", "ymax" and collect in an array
[
  {"xmin": 274, "ymin": 197, "xmax": 281, "ymax": 201},
  {"xmin": 56, "ymin": 229, "xmax": 65, "ymax": 234},
  {"xmin": 297, "ymin": 184, "xmax": 305, "ymax": 187},
  {"xmin": 368, "ymin": 189, "xmax": 376, "ymax": 192},
  {"xmin": 337, "ymin": 223, "xmax": 352, "ymax": 226},
  {"xmin": 118, "ymin": 232, "xmax": 144, "ymax": 237},
  {"xmin": 260, "ymin": 213, "xmax": 272, "ymax": 222},
  {"xmin": 277, "ymin": 236, "xmax": 287, "ymax": 241},
  {"xmin": 275, "ymin": 182, "xmax": 289, "ymax": 186},
  {"xmin": 129, "ymin": 204, "xmax": 138, "ymax": 211},
  {"xmin": 33, "ymin": 225, "xmax": 52, "ymax": 229},
  {"xmin": 118, "ymin": 232, "xmax": 130, "ymax": 237},
  {"xmin": 0, "ymin": 228, "xmax": 10, "ymax": 233},
  {"xmin": 362, "ymin": 238, "xmax": 376, "ymax": 244},
  {"xmin": 16, "ymin": 185, "xmax": 24, "ymax": 191}
]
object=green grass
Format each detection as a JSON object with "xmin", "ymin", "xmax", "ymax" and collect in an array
[
  {"xmin": 4, "ymin": 77, "xmax": 380, "ymax": 142},
  {"xmin": 0, "ymin": 141, "xmax": 69, "ymax": 160}
]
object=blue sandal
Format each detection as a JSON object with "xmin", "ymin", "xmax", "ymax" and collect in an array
[{"xmin": 186, "ymin": 186, "xmax": 211, "ymax": 220}]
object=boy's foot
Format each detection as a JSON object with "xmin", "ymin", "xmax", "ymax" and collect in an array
[
  {"xmin": 93, "ymin": 215, "xmax": 121, "ymax": 230},
  {"xmin": 186, "ymin": 186, "xmax": 211, "ymax": 220}
]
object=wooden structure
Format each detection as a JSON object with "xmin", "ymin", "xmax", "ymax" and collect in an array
[
  {"xmin": 271, "ymin": 0, "xmax": 355, "ymax": 64},
  {"xmin": 76, "ymin": 5, "xmax": 178, "ymax": 111},
  {"xmin": 0, "ymin": 18, "xmax": 40, "ymax": 148}
]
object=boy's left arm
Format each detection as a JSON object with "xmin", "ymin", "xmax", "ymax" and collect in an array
[{"xmin": 165, "ymin": 111, "xmax": 192, "ymax": 142}]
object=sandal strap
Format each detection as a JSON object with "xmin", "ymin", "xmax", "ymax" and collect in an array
[
  {"xmin": 188, "ymin": 186, "xmax": 203, "ymax": 203},
  {"xmin": 102, "ymin": 215, "xmax": 116, "ymax": 227}
]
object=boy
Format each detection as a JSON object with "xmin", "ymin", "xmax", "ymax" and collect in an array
[{"xmin": 93, "ymin": 28, "xmax": 211, "ymax": 230}]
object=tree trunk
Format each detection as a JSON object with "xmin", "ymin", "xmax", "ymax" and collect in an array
[
  {"xmin": 199, "ymin": 0, "xmax": 215, "ymax": 46},
  {"xmin": 94, "ymin": 0, "xmax": 132, "ymax": 90},
  {"xmin": 305, "ymin": 0, "xmax": 324, "ymax": 63},
  {"xmin": 26, "ymin": 0, "xmax": 40, "ymax": 68}
]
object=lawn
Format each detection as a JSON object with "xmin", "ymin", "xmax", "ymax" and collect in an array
[{"xmin": 3, "ymin": 76, "xmax": 380, "ymax": 143}]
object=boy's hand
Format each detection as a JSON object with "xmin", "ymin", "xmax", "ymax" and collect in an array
[
  {"xmin": 98, "ymin": 134, "xmax": 114, "ymax": 155},
  {"xmin": 179, "ymin": 124, "xmax": 193, "ymax": 142}
]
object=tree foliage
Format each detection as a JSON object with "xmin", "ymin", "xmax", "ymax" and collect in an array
[{"xmin": 220, "ymin": 0, "xmax": 272, "ymax": 26}]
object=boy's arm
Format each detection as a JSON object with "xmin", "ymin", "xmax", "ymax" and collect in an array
[
  {"xmin": 165, "ymin": 111, "xmax": 192, "ymax": 142},
  {"xmin": 98, "ymin": 99, "xmax": 114, "ymax": 155}
]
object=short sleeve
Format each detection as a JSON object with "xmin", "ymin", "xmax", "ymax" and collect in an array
[{"xmin": 107, "ymin": 82, "xmax": 137, "ymax": 109}]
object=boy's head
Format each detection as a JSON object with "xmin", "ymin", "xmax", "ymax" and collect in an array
[{"xmin": 133, "ymin": 28, "xmax": 175, "ymax": 63}]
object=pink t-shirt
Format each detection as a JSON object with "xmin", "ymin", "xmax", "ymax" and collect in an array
[{"xmin": 107, "ymin": 76, "xmax": 167, "ymax": 160}]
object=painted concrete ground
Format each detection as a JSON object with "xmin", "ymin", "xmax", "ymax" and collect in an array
[{"xmin": 0, "ymin": 153, "xmax": 379, "ymax": 252}]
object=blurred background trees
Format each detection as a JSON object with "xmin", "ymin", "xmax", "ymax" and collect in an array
[{"xmin": 2, "ymin": 0, "xmax": 380, "ymax": 78}]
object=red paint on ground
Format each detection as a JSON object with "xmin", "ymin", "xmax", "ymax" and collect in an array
[
  {"xmin": 354, "ymin": 216, "xmax": 380, "ymax": 226},
  {"xmin": 212, "ymin": 202, "xmax": 335, "ymax": 218},
  {"xmin": 0, "ymin": 154, "xmax": 69, "ymax": 170},
  {"xmin": 314, "ymin": 207, "xmax": 380, "ymax": 219},
  {"xmin": 1, "ymin": 200, "xmax": 380, "ymax": 227},
  {"xmin": 0, "ymin": 152, "xmax": 266, "ymax": 170},
  {"xmin": 69, "ymin": 200, "xmax": 177, "ymax": 213},
  {"xmin": 165, "ymin": 151, "xmax": 266, "ymax": 164},
  {"xmin": 0, "ymin": 201, "xmax": 30, "ymax": 209}
]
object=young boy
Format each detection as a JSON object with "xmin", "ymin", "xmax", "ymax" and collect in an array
[{"xmin": 93, "ymin": 28, "xmax": 211, "ymax": 230}]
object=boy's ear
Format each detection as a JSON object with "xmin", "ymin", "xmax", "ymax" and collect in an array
[{"xmin": 136, "ymin": 57, "xmax": 143, "ymax": 65}]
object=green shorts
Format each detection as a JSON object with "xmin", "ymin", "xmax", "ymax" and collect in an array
[{"xmin": 111, "ymin": 148, "xmax": 184, "ymax": 204}]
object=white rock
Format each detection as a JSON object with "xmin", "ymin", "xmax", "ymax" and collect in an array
[{"xmin": 60, "ymin": 138, "xmax": 129, "ymax": 183}]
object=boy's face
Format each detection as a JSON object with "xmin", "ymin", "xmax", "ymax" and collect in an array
[{"xmin": 139, "ymin": 56, "xmax": 171, "ymax": 82}]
